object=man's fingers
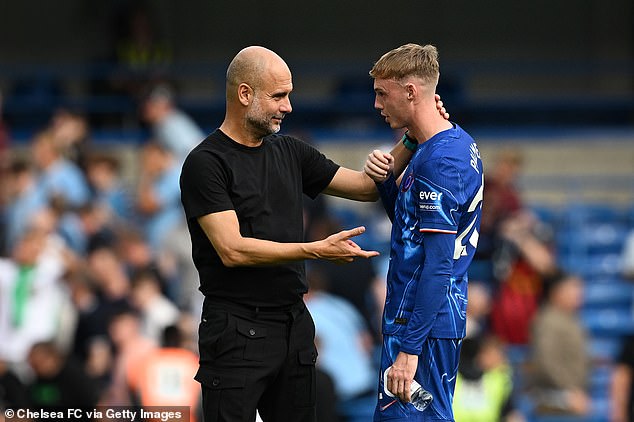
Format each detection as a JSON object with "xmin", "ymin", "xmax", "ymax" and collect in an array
[
  {"xmin": 364, "ymin": 151, "xmax": 394, "ymax": 182},
  {"xmin": 346, "ymin": 240, "xmax": 380, "ymax": 258},
  {"xmin": 434, "ymin": 94, "xmax": 449, "ymax": 120},
  {"xmin": 398, "ymin": 379, "xmax": 408, "ymax": 402},
  {"xmin": 358, "ymin": 250, "xmax": 380, "ymax": 258},
  {"xmin": 365, "ymin": 161, "xmax": 388, "ymax": 177},
  {"xmin": 388, "ymin": 371, "xmax": 408, "ymax": 402},
  {"xmin": 370, "ymin": 149, "xmax": 390, "ymax": 164},
  {"xmin": 326, "ymin": 227, "xmax": 380, "ymax": 261},
  {"xmin": 342, "ymin": 226, "xmax": 366, "ymax": 239},
  {"xmin": 346, "ymin": 239, "xmax": 361, "ymax": 250}
]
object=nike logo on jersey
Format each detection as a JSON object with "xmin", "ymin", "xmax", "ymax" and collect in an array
[{"xmin": 380, "ymin": 399, "xmax": 398, "ymax": 411}]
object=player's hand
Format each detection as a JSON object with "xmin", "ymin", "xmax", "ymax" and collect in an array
[
  {"xmin": 364, "ymin": 150, "xmax": 393, "ymax": 182},
  {"xmin": 315, "ymin": 226, "xmax": 379, "ymax": 263},
  {"xmin": 435, "ymin": 93, "xmax": 449, "ymax": 120},
  {"xmin": 387, "ymin": 352, "xmax": 418, "ymax": 403}
]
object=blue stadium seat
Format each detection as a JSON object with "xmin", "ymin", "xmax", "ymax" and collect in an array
[
  {"xmin": 571, "ymin": 253, "xmax": 623, "ymax": 279},
  {"xmin": 558, "ymin": 223, "xmax": 629, "ymax": 256},
  {"xmin": 580, "ymin": 308, "xmax": 634, "ymax": 336},
  {"xmin": 530, "ymin": 204, "xmax": 563, "ymax": 227},
  {"xmin": 564, "ymin": 203, "xmax": 631, "ymax": 226},
  {"xmin": 588, "ymin": 336, "xmax": 624, "ymax": 361},
  {"xmin": 583, "ymin": 281, "xmax": 634, "ymax": 309}
]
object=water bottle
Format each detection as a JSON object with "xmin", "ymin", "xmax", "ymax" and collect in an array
[
  {"xmin": 384, "ymin": 367, "xmax": 434, "ymax": 411},
  {"xmin": 409, "ymin": 379, "xmax": 433, "ymax": 411}
]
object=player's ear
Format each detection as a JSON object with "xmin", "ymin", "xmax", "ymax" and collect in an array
[
  {"xmin": 238, "ymin": 83, "xmax": 253, "ymax": 106},
  {"xmin": 405, "ymin": 82, "xmax": 417, "ymax": 101}
]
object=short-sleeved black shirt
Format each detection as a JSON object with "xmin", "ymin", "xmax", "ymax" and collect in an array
[{"xmin": 180, "ymin": 129, "xmax": 339, "ymax": 307}]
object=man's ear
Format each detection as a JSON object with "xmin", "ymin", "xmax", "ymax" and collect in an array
[
  {"xmin": 405, "ymin": 82, "xmax": 417, "ymax": 101},
  {"xmin": 238, "ymin": 83, "xmax": 253, "ymax": 106}
]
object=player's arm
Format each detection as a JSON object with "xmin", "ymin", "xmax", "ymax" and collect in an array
[
  {"xmin": 197, "ymin": 210, "xmax": 379, "ymax": 266},
  {"xmin": 389, "ymin": 231, "xmax": 454, "ymax": 403},
  {"xmin": 401, "ymin": 231, "xmax": 454, "ymax": 354},
  {"xmin": 324, "ymin": 139, "xmax": 416, "ymax": 202},
  {"xmin": 322, "ymin": 166, "xmax": 379, "ymax": 201}
]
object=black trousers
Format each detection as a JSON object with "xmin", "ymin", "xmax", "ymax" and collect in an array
[{"xmin": 195, "ymin": 298, "xmax": 318, "ymax": 422}]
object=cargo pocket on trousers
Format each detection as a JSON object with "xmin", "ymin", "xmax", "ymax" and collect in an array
[
  {"xmin": 196, "ymin": 367, "xmax": 246, "ymax": 420},
  {"xmin": 198, "ymin": 309, "xmax": 229, "ymax": 364},
  {"xmin": 294, "ymin": 348, "xmax": 318, "ymax": 407},
  {"xmin": 234, "ymin": 318, "xmax": 267, "ymax": 361}
]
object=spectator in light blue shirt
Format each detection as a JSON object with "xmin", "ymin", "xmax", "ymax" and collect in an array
[
  {"xmin": 305, "ymin": 266, "xmax": 376, "ymax": 409},
  {"xmin": 2, "ymin": 159, "xmax": 47, "ymax": 252},
  {"xmin": 135, "ymin": 141, "xmax": 183, "ymax": 251},
  {"xmin": 31, "ymin": 130, "xmax": 90, "ymax": 209},
  {"xmin": 85, "ymin": 152, "xmax": 133, "ymax": 222},
  {"xmin": 141, "ymin": 84, "xmax": 205, "ymax": 164}
]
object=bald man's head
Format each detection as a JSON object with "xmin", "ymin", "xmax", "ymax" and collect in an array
[{"xmin": 225, "ymin": 46, "xmax": 290, "ymax": 99}]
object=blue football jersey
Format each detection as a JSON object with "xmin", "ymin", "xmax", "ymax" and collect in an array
[{"xmin": 380, "ymin": 123, "xmax": 483, "ymax": 354}]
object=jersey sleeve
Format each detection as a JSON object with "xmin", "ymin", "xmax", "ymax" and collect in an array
[
  {"xmin": 291, "ymin": 138, "xmax": 340, "ymax": 199},
  {"xmin": 399, "ymin": 231, "xmax": 454, "ymax": 355},
  {"xmin": 179, "ymin": 150, "xmax": 233, "ymax": 220},
  {"xmin": 413, "ymin": 157, "xmax": 461, "ymax": 235},
  {"xmin": 376, "ymin": 173, "xmax": 398, "ymax": 222}
]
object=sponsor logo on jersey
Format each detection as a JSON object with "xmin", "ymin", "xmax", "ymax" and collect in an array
[
  {"xmin": 419, "ymin": 191, "xmax": 443, "ymax": 201},
  {"xmin": 419, "ymin": 189, "xmax": 443, "ymax": 212}
]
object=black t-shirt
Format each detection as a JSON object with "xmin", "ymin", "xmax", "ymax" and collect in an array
[{"xmin": 180, "ymin": 129, "xmax": 339, "ymax": 307}]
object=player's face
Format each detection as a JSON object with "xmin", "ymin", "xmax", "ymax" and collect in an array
[
  {"xmin": 246, "ymin": 63, "xmax": 293, "ymax": 138},
  {"xmin": 373, "ymin": 78, "xmax": 410, "ymax": 129}
]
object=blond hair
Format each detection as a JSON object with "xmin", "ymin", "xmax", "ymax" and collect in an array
[{"xmin": 369, "ymin": 43, "xmax": 439, "ymax": 86}]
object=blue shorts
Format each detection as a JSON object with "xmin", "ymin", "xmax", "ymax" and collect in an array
[{"xmin": 374, "ymin": 336, "xmax": 462, "ymax": 421}]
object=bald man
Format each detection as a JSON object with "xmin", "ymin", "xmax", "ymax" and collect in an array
[{"xmin": 179, "ymin": 46, "xmax": 444, "ymax": 422}]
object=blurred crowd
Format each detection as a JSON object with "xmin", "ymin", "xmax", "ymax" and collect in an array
[{"xmin": 0, "ymin": 83, "xmax": 206, "ymax": 421}]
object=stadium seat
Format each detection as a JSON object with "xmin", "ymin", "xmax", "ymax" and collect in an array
[
  {"xmin": 580, "ymin": 308, "xmax": 634, "ymax": 336},
  {"xmin": 583, "ymin": 281, "xmax": 634, "ymax": 310},
  {"xmin": 588, "ymin": 336, "xmax": 625, "ymax": 362},
  {"xmin": 570, "ymin": 253, "xmax": 623, "ymax": 279}
]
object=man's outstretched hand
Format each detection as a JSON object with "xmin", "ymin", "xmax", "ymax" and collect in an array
[{"xmin": 312, "ymin": 226, "xmax": 379, "ymax": 263}]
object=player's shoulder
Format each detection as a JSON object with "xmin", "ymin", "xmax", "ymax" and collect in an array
[{"xmin": 426, "ymin": 125, "xmax": 478, "ymax": 162}]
